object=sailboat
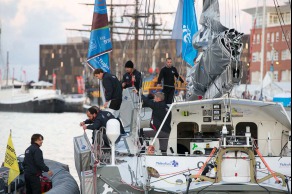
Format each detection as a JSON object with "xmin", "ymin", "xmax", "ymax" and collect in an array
[
  {"xmin": 0, "ymin": 52, "xmax": 65, "ymax": 113},
  {"xmin": 73, "ymin": 0, "xmax": 291, "ymax": 193}
]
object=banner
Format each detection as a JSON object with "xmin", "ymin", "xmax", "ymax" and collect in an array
[
  {"xmin": 87, "ymin": 0, "xmax": 112, "ymax": 72},
  {"xmin": 52, "ymin": 73, "xmax": 56, "ymax": 90},
  {"xmin": 182, "ymin": 0, "xmax": 198, "ymax": 66},
  {"xmin": 76, "ymin": 76, "xmax": 85, "ymax": 94},
  {"xmin": 4, "ymin": 132, "xmax": 20, "ymax": 185}
]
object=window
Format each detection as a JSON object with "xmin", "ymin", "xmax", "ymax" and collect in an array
[
  {"xmin": 258, "ymin": 51, "xmax": 262, "ymax": 61},
  {"xmin": 267, "ymin": 51, "xmax": 271, "ymax": 61},
  {"xmin": 276, "ymin": 32, "xmax": 280, "ymax": 42},
  {"xmin": 285, "ymin": 12, "xmax": 291, "ymax": 23},
  {"xmin": 257, "ymin": 34, "xmax": 261, "ymax": 44},
  {"xmin": 274, "ymin": 71, "xmax": 279, "ymax": 81},
  {"xmin": 267, "ymin": 33, "xmax": 270, "ymax": 43},
  {"xmin": 257, "ymin": 16, "xmax": 263, "ymax": 26},
  {"xmin": 271, "ymin": 33, "xmax": 275, "ymax": 43},
  {"xmin": 282, "ymin": 50, "xmax": 291, "ymax": 60},
  {"xmin": 281, "ymin": 70, "xmax": 291, "ymax": 82},
  {"xmin": 177, "ymin": 122, "xmax": 199, "ymax": 155},
  {"xmin": 236, "ymin": 122, "xmax": 258, "ymax": 143},
  {"xmin": 282, "ymin": 32, "xmax": 286, "ymax": 41},
  {"xmin": 269, "ymin": 13, "xmax": 279, "ymax": 25},
  {"xmin": 253, "ymin": 34, "xmax": 256, "ymax": 44},
  {"xmin": 252, "ymin": 52, "xmax": 258, "ymax": 62},
  {"xmin": 274, "ymin": 51, "xmax": 279, "ymax": 61}
]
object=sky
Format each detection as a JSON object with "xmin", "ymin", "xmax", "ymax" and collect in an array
[{"xmin": 0, "ymin": 0, "xmax": 289, "ymax": 82}]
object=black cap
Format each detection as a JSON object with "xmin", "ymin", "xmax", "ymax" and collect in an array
[{"xmin": 125, "ymin": 60, "xmax": 134, "ymax": 68}]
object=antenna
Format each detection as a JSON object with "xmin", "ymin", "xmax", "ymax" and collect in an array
[{"xmin": 69, "ymin": 1, "xmax": 173, "ymax": 74}]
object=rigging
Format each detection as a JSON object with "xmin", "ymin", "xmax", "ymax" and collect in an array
[{"xmin": 273, "ymin": 0, "xmax": 291, "ymax": 53}]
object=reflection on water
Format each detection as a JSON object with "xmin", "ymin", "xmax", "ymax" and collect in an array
[{"xmin": 0, "ymin": 112, "xmax": 90, "ymax": 186}]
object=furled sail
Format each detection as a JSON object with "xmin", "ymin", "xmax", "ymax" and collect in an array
[
  {"xmin": 87, "ymin": 0, "xmax": 112, "ymax": 72},
  {"xmin": 186, "ymin": 0, "xmax": 244, "ymax": 99}
]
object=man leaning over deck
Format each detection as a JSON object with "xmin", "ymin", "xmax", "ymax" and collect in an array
[
  {"xmin": 80, "ymin": 106, "xmax": 122, "ymax": 146},
  {"xmin": 93, "ymin": 69, "xmax": 125, "ymax": 134}
]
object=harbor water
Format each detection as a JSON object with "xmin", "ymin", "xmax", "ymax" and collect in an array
[{"xmin": 0, "ymin": 112, "xmax": 90, "ymax": 185}]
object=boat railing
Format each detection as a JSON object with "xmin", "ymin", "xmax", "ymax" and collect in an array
[{"xmin": 92, "ymin": 127, "xmax": 112, "ymax": 166}]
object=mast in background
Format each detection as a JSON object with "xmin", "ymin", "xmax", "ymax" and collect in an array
[
  {"xmin": 260, "ymin": 0, "xmax": 267, "ymax": 100},
  {"xmin": 6, "ymin": 51, "xmax": 9, "ymax": 86}
]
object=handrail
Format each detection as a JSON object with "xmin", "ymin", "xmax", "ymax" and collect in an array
[
  {"xmin": 257, "ymin": 173, "xmax": 287, "ymax": 187},
  {"xmin": 190, "ymin": 175, "xmax": 216, "ymax": 183}
]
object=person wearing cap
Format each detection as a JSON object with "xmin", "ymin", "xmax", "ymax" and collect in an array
[
  {"xmin": 157, "ymin": 57, "xmax": 185, "ymax": 104},
  {"xmin": 135, "ymin": 91, "xmax": 172, "ymax": 155},
  {"xmin": 80, "ymin": 106, "xmax": 122, "ymax": 145},
  {"xmin": 122, "ymin": 60, "xmax": 142, "ymax": 91}
]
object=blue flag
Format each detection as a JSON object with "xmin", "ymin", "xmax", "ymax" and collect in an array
[
  {"xmin": 182, "ymin": 0, "xmax": 198, "ymax": 66},
  {"xmin": 87, "ymin": 0, "xmax": 112, "ymax": 72}
]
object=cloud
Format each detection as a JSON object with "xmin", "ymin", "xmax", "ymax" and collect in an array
[
  {"xmin": 0, "ymin": 0, "xmax": 286, "ymax": 82},
  {"xmin": 0, "ymin": 0, "xmax": 89, "ymax": 81}
]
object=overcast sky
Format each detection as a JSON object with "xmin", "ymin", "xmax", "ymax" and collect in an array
[{"xmin": 0, "ymin": 0, "xmax": 289, "ymax": 81}]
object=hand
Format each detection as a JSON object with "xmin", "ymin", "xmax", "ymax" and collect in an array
[
  {"xmin": 132, "ymin": 89, "xmax": 138, "ymax": 94},
  {"xmin": 80, "ymin": 122, "xmax": 85, "ymax": 126},
  {"xmin": 82, "ymin": 125, "xmax": 87, "ymax": 130},
  {"xmin": 48, "ymin": 170, "xmax": 53, "ymax": 177},
  {"xmin": 104, "ymin": 101, "xmax": 109, "ymax": 108},
  {"xmin": 157, "ymin": 84, "xmax": 162, "ymax": 87},
  {"xmin": 132, "ymin": 76, "xmax": 136, "ymax": 82}
]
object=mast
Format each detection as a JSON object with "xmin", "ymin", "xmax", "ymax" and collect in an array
[
  {"xmin": 260, "ymin": 0, "xmax": 266, "ymax": 99},
  {"xmin": 134, "ymin": 0, "xmax": 139, "ymax": 68},
  {"xmin": 6, "ymin": 51, "xmax": 9, "ymax": 86}
]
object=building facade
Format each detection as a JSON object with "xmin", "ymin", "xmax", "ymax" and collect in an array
[
  {"xmin": 243, "ymin": 2, "xmax": 291, "ymax": 84},
  {"xmin": 39, "ymin": 37, "xmax": 184, "ymax": 94}
]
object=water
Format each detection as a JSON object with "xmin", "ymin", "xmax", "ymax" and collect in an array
[{"xmin": 0, "ymin": 112, "xmax": 90, "ymax": 186}]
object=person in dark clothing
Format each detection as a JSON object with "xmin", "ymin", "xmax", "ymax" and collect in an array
[
  {"xmin": 157, "ymin": 58, "xmax": 185, "ymax": 104},
  {"xmin": 80, "ymin": 106, "xmax": 123, "ymax": 145},
  {"xmin": 94, "ymin": 69, "xmax": 125, "ymax": 134},
  {"xmin": 94, "ymin": 69, "xmax": 123, "ymax": 116},
  {"xmin": 23, "ymin": 134, "xmax": 53, "ymax": 194},
  {"xmin": 122, "ymin": 60, "xmax": 142, "ymax": 91},
  {"xmin": 136, "ymin": 91, "xmax": 172, "ymax": 155}
]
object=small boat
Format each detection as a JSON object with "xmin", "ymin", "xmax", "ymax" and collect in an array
[
  {"xmin": 0, "ymin": 80, "xmax": 65, "ymax": 113},
  {"xmin": 0, "ymin": 157, "xmax": 80, "ymax": 194}
]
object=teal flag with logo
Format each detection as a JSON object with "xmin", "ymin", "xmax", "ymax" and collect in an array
[{"xmin": 87, "ymin": 0, "xmax": 112, "ymax": 72}]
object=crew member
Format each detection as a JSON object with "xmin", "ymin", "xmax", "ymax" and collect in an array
[
  {"xmin": 157, "ymin": 58, "xmax": 184, "ymax": 104},
  {"xmin": 80, "ymin": 106, "xmax": 123, "ymax": 145},
  {"xmin": 93, "ymin": 68, "xmax": 123, "ymax": 118},
  {"xmin": 23, "ymin": 134, "xmax": 53, "ymax": 194},
  {"xmin": 122, "ymin": 60, "xmax": 142, "ymax": 91},
  {"xmin": 137, "ymin": 91, "xmax": 172, "ymax": 155}
]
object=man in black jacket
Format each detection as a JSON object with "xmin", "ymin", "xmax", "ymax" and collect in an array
[
  {"xmin": 23, "ymin": 134, "xmax": 53, "ymax": 194},
  {"xmin": 94, "ymin": 69, "xmax": 123, "ymax": 117},
  {"xmin": 122, "ymin": 60, "xmax": 142, "ymax": 91},
  {"xmin": 138, "ymin": 92, "xmax": 172, "ymax": 155},
  {"xmin": 80, "ymin": 106, "xmax": 123, "ymax": 145},
  {"xmin": 157, "ymin": 58, "xmax": 184, "ymax": 104}
]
